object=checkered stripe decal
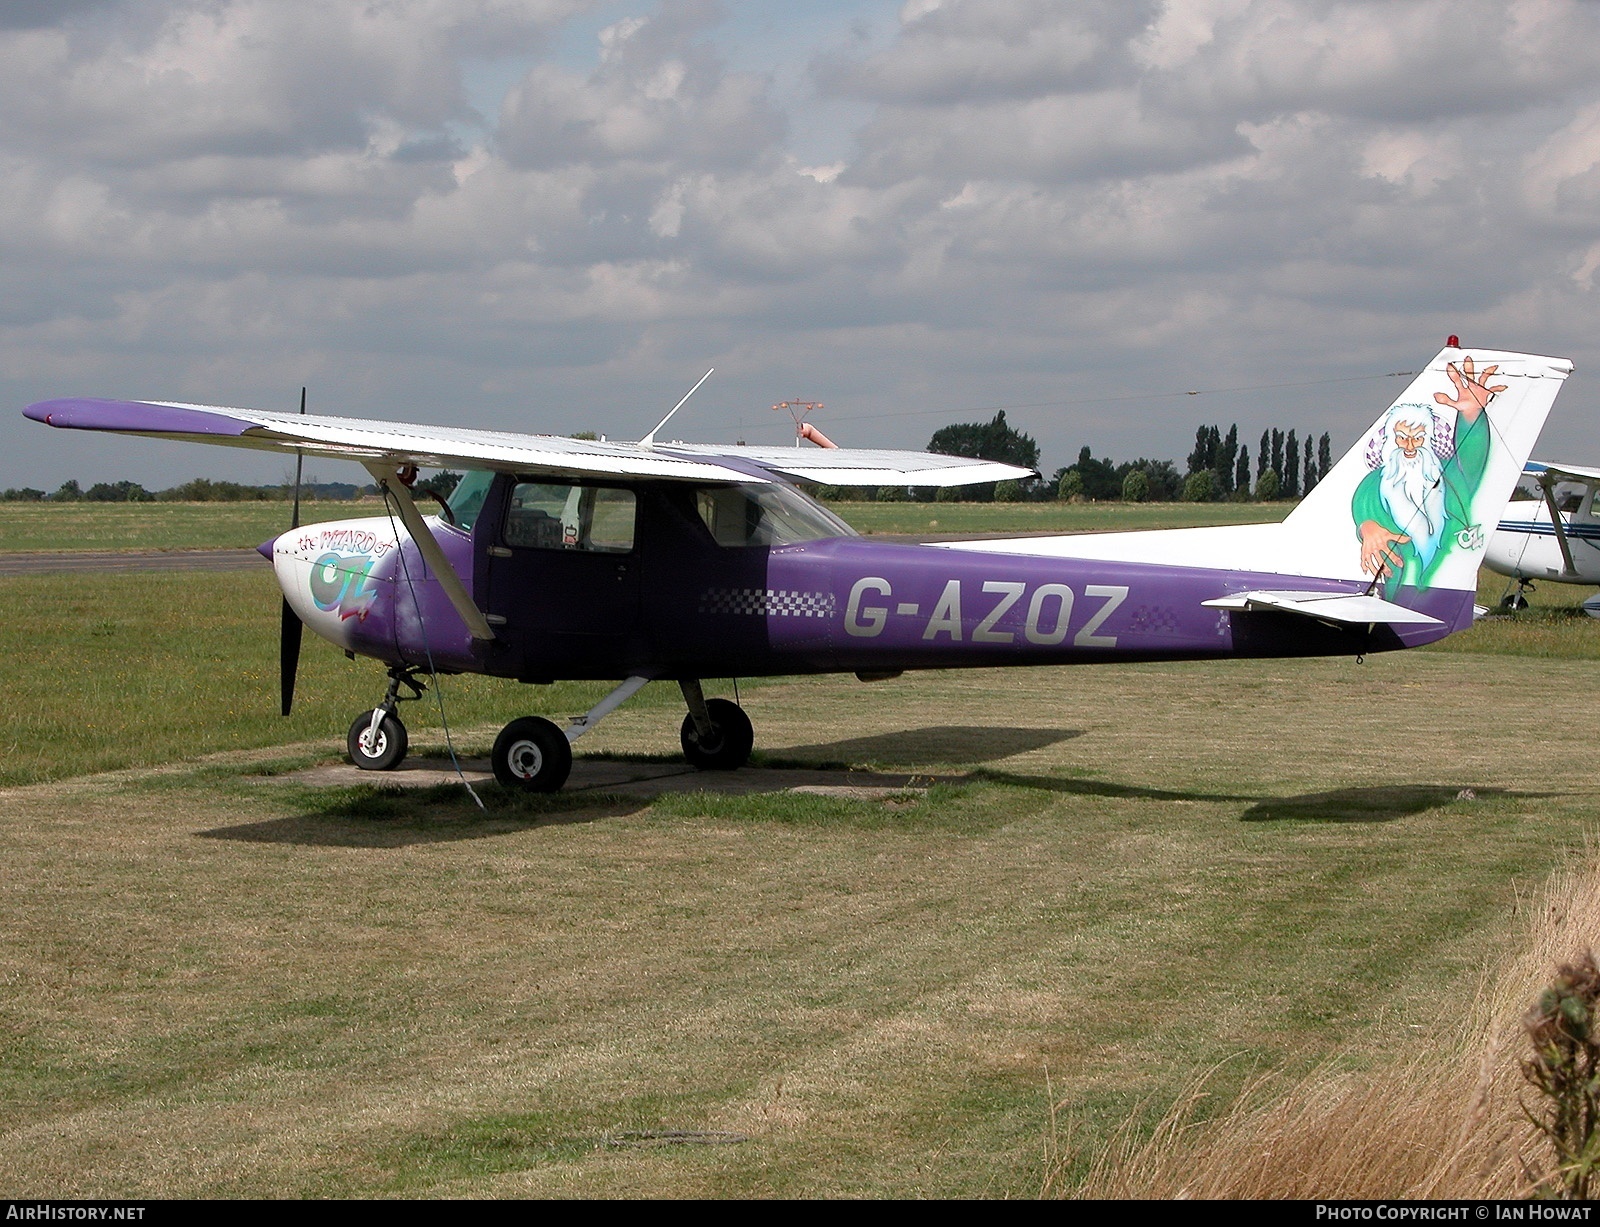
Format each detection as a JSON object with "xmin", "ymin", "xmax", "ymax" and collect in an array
[
  {"xmin": 699, "ymin": 587, "xmax": 837, "ymax": 618},
  {"xmin": 1127, "ymin": 605, "xmax": 1180, "ymax": 634}
]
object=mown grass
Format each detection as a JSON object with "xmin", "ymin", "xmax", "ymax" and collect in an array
[
  {"xmin": 3, "ymin": 500, "xmax": 1600, "ymax": 1197},
  {"xmin": 4, "ymin": 654, "xmax": 1599, "ymax": 1196},
  {"xmin": 0, "ymin": 500, "xmax": 377, "ymax": 552}
]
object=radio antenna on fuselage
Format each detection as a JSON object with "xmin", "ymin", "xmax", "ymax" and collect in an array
[{"xmin": 641, "ymin": 368, "xmax": 714, "ymax": 445}]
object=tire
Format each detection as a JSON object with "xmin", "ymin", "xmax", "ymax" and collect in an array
[
  {"xmin": 492, "ymin": 716, "xmax": 572, "ymax": 792},
  {"xmin": 1502, "ymin": 592, "xmax": 1529, "ymax": 611},
  {"xmin": 680, "ymin": 698, "xmax": 754, "ymax": 771},
  {"xmin": 348, "ymin": 709, "xmax": 408, "ymax": 770}
]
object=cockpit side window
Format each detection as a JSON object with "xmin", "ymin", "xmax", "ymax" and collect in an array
[{"xmin": 504, "ymin": 481, "xmax": 636, "ymax": 553}]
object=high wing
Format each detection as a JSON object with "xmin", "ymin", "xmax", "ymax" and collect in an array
[
  {"xmin": 1527, "ymin": 461, "xmax": 1600, "ymax": 485},
  {"xmin": 24, "ymin": 397, "xmax": 1025, "ymax": 487},
  {"xmin": 658, "ymin": 443, "xmax": 1037, "ymax": 487}
]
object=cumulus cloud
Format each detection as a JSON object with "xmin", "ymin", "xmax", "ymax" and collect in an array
[
  {"xmin": 497, "ymin": 0, "xmax": 784, "ymax": 170},
  {"xmin": 819, "ymin": 0, "xmax": 1158, "ymax": 105},
  {"xmin": 7, "ymin": 0, "xmax": 1600, "ymax": 490}
]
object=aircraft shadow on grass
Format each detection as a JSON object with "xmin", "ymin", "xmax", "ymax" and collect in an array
[
  {"xmin": 1237, "ymin": 784, "xmax": 1543, "ymax": 824},
  {"xmin": 767, "ymin": 725, "xmax": 1081, "ymax": 768},
  {"xmin": 197, "ymin": 793, "xmax": 649, "ymax": 849},
  {"xmin": 965, "ymin": 773, "xmax": 1562, "ymax": 823},
  {"xmin": 194, "ymin": 726, "xmax": 1077, "ymax": 848},
  {"xmin": 972, "ymin": 768, "xmax": 1256, "ymax": 805}
]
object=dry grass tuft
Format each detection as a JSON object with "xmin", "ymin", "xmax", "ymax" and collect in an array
[{"xmin": 1048, "ymin": 849, "xmax": 1600, "ymax": 1199}]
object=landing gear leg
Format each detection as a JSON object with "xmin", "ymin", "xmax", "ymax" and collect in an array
[
  {"xmin": 678, "ymin": 679, "xmax": 753, "ymax": 771},
  {"xmin": 1501, "ymin": 579, "xmax": 1534, "ymax": 611},
  {"xmin": 347, "ymin": 665, "xmax": 427, "ymax": 771}
]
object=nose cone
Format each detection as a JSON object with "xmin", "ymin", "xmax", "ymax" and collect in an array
[
  {"xmin": 257, "ymin": 537, "xmax": 275, "ymax": 561},
  {"xmin": 265, "ymin": 515, "xmax": 400, "ymax": 655}
]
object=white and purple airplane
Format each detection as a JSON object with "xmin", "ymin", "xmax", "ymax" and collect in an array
[
  {"xmin": 25, "ymin": 342, "xmax": 1573, "ymax": 792},
  {"xmin": 1485, "ymin": 461, "xmax": 1600, "ymax": 614}
]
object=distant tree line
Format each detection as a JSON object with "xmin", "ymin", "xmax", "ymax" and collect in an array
[
  {"xmin": 1049, "ymin": 423, "xmax": 1333, "ymax": 504},
  {"xmin": 1166, "ymin": 423, "xmax": 1336, "ymax": 503},
  {"xmin": 891, "ymin": 409, "xmax": 1337, "ymax": 504},
  {"xmin": 2, "ymin": 472, "xmax": 462, "ymax": 503}
]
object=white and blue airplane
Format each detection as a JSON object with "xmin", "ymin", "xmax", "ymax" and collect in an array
[{"xmin": 1484, "ymin": 462, "xmax": 1600, "ymax": 614}]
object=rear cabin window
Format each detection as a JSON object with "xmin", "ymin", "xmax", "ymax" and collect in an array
[
  {"xmin": 504, "ymin": 482, "xmax": 636, "ymax": 553},
  {"xmin": 695, "ymin": 483, "xmax": 855, "ymax": 547}
]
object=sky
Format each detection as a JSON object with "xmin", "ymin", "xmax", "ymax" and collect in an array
[{"xmin": 6, "ymin": 0, "xmax": 1600, "ymax": 491}]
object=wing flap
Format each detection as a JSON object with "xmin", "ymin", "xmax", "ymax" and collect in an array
[{"xmin": 1200, "ymin": 589, "xmax": 1444, "ymax": 626}]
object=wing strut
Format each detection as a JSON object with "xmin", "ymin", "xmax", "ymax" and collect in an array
[
  {"xmin": 1537, "ymin": 471, "xmax": 1579, "ymax": 578},
  {"xmin": 363, "ymin": 462, "xmax": 496, "ymax": 642}
]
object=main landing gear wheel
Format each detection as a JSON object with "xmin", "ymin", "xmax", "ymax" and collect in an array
[
  {"xmin": 348, "ymin": 709, "xmax": 408, "ymax": 771},
  {"xmin": 680, "ymin": 698, "xmax": 754, "ymax": 771},
  {"xmin": 492, "ymin": 716, "xmax": 572, "ymax": 792}
]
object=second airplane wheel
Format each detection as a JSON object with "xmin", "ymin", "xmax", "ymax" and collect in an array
[
  {"xmin": 492, "ymin": 716, "xmax": 572, "ymax": 792},
  {"xmin": 680, "ymin": 698, "xmax": 753, "ymax": 771}
]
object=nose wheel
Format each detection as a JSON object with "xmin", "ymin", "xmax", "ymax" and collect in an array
[
  {"xmin": 1501, "ymin": 578, "xmax": 1534, "ymax": 610},
  {"xmin": 347, "ymin": 664, "xmax": 427, "ymax": 771},
  {"xmin": 348, "ymin": 709, "xmax": 408, "ymax": 770}
]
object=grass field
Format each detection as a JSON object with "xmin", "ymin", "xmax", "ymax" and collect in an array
[
  {"xmin": 0, "ymin": 500, "xmax": 378, "ymax": 553},
  {"xmin": 3, "ymin": 500, "xmax": 1599, "ymax": 1197}
]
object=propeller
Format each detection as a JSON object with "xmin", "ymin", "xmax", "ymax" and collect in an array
[{"xmin": 279, "ymin": 386, "xmax": 306, "ymax": 716}]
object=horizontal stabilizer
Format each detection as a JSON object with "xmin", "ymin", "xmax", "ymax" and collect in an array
[{"xmin": 1200, "ymin": 589, "xmax": 1444, "ymax": 626}]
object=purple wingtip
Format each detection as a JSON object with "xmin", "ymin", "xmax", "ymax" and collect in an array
[{"xmin": 23, "ymin": 397, "xmax": 255, "ymax": 437}]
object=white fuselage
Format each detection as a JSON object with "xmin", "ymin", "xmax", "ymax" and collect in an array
[{"xmin": 1484, "ymin": 484, "xmax": 1600, "ymax": 585}]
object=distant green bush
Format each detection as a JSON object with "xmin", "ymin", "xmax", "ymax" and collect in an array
[{"xmin": 1183, "ymin": 470, "xmax": 1219, "ymax": 502}]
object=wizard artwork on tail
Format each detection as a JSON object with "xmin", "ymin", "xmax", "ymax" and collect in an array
[{"xmin": 1353, "ymin": 354, "xmax": 1504, "ymax": 594}]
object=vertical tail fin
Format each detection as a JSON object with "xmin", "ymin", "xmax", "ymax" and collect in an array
[{"xmin": 1283, "ymin": 345, "xmax": 1573, "ymax": 595}]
